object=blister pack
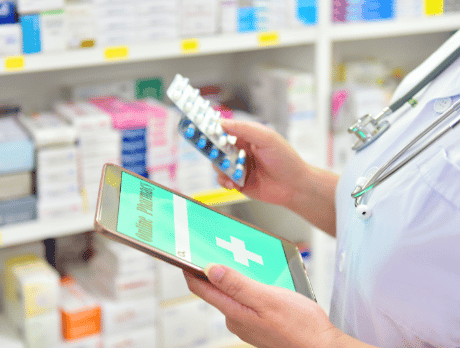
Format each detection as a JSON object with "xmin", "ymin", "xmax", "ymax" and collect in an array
[{"xmin": 167, "ymin": 74, "xmax": 247, "ymax": 187}]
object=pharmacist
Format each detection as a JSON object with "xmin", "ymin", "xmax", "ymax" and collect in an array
[{"xmin": 184, "ymin": 29, "xmax": 460, "ymax": 348}]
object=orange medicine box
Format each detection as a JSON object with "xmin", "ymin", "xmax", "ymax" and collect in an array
[{"xmin": 60, "ymin": 276, "xmax": 101, "ymax": 341}]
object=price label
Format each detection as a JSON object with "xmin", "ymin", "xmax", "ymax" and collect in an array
[
  {"xmin": 181, "ymin": 39, "xmax": 200, "ymax": 54},
  {"xmin": 257, "ymin": 31, "xmax": 280, "ymax": 47},
  {"xmin": 104, "ymin": 46, "xmax": 129, "ymax": 61},
  {"xmin": 5, "ymin": 56, "xmax": 25, "ymax": 71}
]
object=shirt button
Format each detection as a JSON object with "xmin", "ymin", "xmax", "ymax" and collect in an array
[
  {"xmin": 433, "ymin": 97, "xmax": 452, "ymax": 113},
  {"xmin": 339, "ymin": 252, "xmax": 346, "ymax": 272}
]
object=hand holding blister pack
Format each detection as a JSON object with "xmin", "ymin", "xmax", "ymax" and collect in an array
[{"xmin": 167, "ymin": 74, "xmax": 247, "ymax": 187}]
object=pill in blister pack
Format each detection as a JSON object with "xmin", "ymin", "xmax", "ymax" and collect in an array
[{"xmin": 167, "ymin": 74, "xmax": 247, "ymax": 187}]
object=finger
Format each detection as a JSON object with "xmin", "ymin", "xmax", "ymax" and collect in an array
[
  {"xmin": 204, "ymin": 264, "xmax": 269, "ymax": 310},
  {"xmin": 184, "ymin": 271, "xmax": 257, "ymax": 321},
  {"xmin": 220, "ymin": 119, "xmax": 276, "ymax": 149}
]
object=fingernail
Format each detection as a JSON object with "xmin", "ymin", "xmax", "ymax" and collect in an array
[
  {"xmin": 224, "ymin": 181, "xmax": 234, "ymax": 190},
  {"xmin": 220, "ymin": 119, "xmax": 234, "ymax": 128},
  {"xmin": 204, "ymin": 263, "xmax": 226, "ymax": 283}
]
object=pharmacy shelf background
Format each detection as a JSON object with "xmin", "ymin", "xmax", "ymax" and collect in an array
[{"xmin": 1, "ymin": 0, "xmax": 459, "ymax": 317}]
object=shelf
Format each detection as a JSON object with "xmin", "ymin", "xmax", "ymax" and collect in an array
[
  {"xmin": 331, "ymin": 14, "xmax": 460, "ymax": 41},
  {"xmin": 0, "ymin": 27, "xmax": 318, "ymax": 76},
  {"xmin": 0, "ymin": 188, "xmax": 247, "ymax": 248},
  {"xmin": 0, "ymin": 212, "xmax": 94, "ymax": 248}
]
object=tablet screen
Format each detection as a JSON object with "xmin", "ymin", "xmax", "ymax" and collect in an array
[{"xmin": 116, "ymin": 171, "xmax": 295, "ymax": 291}]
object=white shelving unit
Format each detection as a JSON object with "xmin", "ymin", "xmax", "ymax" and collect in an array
[{"xmin": 0, "ymin": 0, "xmax": 458, "ymax": 317}]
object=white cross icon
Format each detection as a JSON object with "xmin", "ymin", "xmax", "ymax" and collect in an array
[{"xmin": 216, "ymin": 236, "xmax": 264, "ymax": 267}]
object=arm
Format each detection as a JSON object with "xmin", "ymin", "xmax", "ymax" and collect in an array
[
  {"xmin": 218, "ymin": 119, "xmax": 339, "ymax": 237},
  {"xmin": 285, "ymin": 164, "xmax": 339, "ymax": 237}
]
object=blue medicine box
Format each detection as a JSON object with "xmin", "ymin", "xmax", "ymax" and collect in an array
[
  {"xmin": 0, "ymin": 2, "xmax": 18, "ymax": 24},
  {"xmin": 296, "ymin": 0, "xmax": 318, "ymax": 24},
  {"xmin": 21, "ymin": 14, "xmax": 41, "ymax": 54},
  {"xmin": 0, "ymin": 116, "xmax": 35, "ymax": 174},
  {"xmin": 0, "ymin": 195, "xmax": 37, "ymax": 226},
  {"xmin": 362, "ymin": 0, "xmax": 394, "ymax": 21}
]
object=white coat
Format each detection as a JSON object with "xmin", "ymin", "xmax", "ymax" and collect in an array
[{"xmin": 331, "ymin": 29, "xmax": 460, "ymax": 347}]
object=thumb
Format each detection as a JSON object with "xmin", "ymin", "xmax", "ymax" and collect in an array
[
  {"xmin": 204, "ymin": 263, "xmax": 266, "ymax": 309},
  {"xmin": 220, "ymin": 119, "xmax": 276, "ymax": 149}
]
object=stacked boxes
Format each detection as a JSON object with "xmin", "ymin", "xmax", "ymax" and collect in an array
[
  {"xmin": 0, "ymin": 111, "xmax": 36, "ymax": 226},
  {"xmin": 90, "ymin": 96, "xmax": 163, "ymax": 179},
  {"xmin": 0, "ymin": 2, "xmax": 21, "ymax": 57},
  {"xmin": 3, "ymin": 255, "xmax": 60, "ymax": 348},
  {"xmin": 179, "ymin": 0, "xmax": 218, "ymax": 37},
  {"xmin": 250, "ymin": 65, "xmax": 319, "ymax": 165},
  {"xmin": 65, "ymin": 0, "xmax": 96, "ymax": 49},
  {"xmin": 137, "ymin": 0, "xmax": 179, "ymax": 41},
  {"xmin": 94, "ymin": 0, "xmax": 136, "ymax": 47},
  {"xmin": 66, "ymin": 234, "xmax": 158, "ymax": 347},
  {"xmin": 145, "ymin": 99, "xmax": 179, "ymax": 191},
  {"xmin": 17, "ymin": 0, "xmax": 66, "ymax": 54},
  {"xmin": 59, "ymin": 276, "xmax": 101, "ymax": 344},
  {"xmin": 333, "ymin": 0, "xmax": 395, "ymax": 22},
  {"xmin": 18, "ymin": 112, "xmax": 82, "ymax": 220},
  {"xmin": 53, "ymin": 101, "xmax": 121, "ymax": 211}
]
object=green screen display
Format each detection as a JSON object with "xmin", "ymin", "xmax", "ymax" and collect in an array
[{"xmin": 117, "ymin": 172, "xmax": 295, "ymax": 291}]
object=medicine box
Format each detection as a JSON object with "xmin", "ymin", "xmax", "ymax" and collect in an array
[
  {"xmin": 16, "ymin": 0, "xmax": 64, "ymax": 14},
  {"xmin": 0, "ymin": 1, "xmax": 18, "ymax": 24},
  {"xmin": 20, "ymin": 14, "xmax": 41, "ymax": 54},
  {"xmin": 0, "ymin": 195, "xmax": 37, "ymax": 226},
  {"xmin": 101, "ymin": 325, "xmax": 157, "ymax": 348},
  {"xmin": 56, "ymin": 334, "xmax": 101, "ymax": 348},
  {"xmin": 53, "ymin": 101, "xmax": 112, "ymax": 133},
  {"xmin": 36, "ymin": 146, "xmax": 78, "ymax": 169},
  {"xmin": 0, "ymin": 241, "xmax": 45, "ymax": 310},
  {"xmin": 0, "ymin": 24, "xmax": 21, "ymax": 57},
  {"xmin": 0, "ymin": 116, "xmax": 34, "ymax": 174},
  {"xmin": 65, "ymin": 2, "xmax": 96, "ymax": 49},
  {"xmin": 160, "ymin": 299, "xmax": 209, "ymax": 348},
  {"xmin": 0, "ymin": 315, "xmax": 24, "ymax": 348},
  {"xmin": 90, "ymin": 247, "xmax": 156, "ymax": 277},
  {"xmin": 156, "ymin": 262, "xmax": 191, "ymax": 302},
  {"xmin": 68, "ymin": 262, "xmax": 156, "ymax": 301},
  {"xmin": 19, "ymin": 112, "xmax": 77, "ymax": 148},
  {"xmin": 37, "ymin": 194, "xmax": 82, "ymax": 220},
  {"xmin": 3, "ymin": 255, "xmax": 60, "ymax": 348},
  {"xmin": 0, "ymin": 171, "xmax": 32, "ymax": 201},
  {"xmin": 60, "ymin": 276, "xmax": 101, "ymax": 341},
  {"xmin": 90, "ymin": 285, "xmax": 157, "ymax": 335},
  {"xmin": 40, "ymin": 9, "xmax": 67, "ymax": 53}
]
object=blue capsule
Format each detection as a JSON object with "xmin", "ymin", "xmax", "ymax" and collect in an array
[
  {"xmin": 209, "ymin": 148, "xmax": 219, "ymax": 160},
  {"xmin": 237, "ymin": 157, "xmax": 246, "ymax": 165},
  {"xmin": 185, "ymin": 125, "xmax": 196, "ymax": 139},
  {"xmin": 233, "ymin": 169, "xmax": 243, "ymax": 180},
  {"xmin": 197, "ymin": 136, "xmax": 207, "ymax": 149},
  {"xmin": 220, "ymin": 159, "xmax": 231, "ymax": 170}
]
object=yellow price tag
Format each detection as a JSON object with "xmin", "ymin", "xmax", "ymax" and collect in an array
[
  {"xmin": 181, "ymin": 39, "xmax": 200, "ymax": 54},
  {"xmin": 104, "ymin": 46, "xmax": 129, "ymax": 61},
  {"xmin": 5, "ymin": 56, "xmax": 25, "ymax": 71},
  {"xmin": 257, "ymin": 31, "xmax": 280, "ymax": 47}
]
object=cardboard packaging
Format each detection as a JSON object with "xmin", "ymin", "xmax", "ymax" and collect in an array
[
  {"xmin": 3, "ymin": 254, "xmax": 60, "ymax": 348},
  {"xmin": 0, "ymin": 116, "xmax": 34, "ymax": 174},
  {"xmin": 18, "ymin": 112, "xmax": 77, "ymax": 148},
  {"xmin": 160, "ymin": 299, "xmax": 209, "ymax": 348},
  {"xmin": 60, "ymin": 276, "xmax": 101, "ymax": 341},
  {"xmin": 0, "ymin": 195, "xmax": 37, "ymax": 226},
  {"xmin": 101, "ymin": 325, "xmax": 157, "ymax": 348},
  {"xmin": 0, "ymin": 24, "xmax": 22, "ymax": 56},
  {"xmin": 0, "ymin": 315, "xmax": 24, "ymax": 348},
  {"xmin": 0, "ymin": 171, "xmax": 32, "ymax": 201}
]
